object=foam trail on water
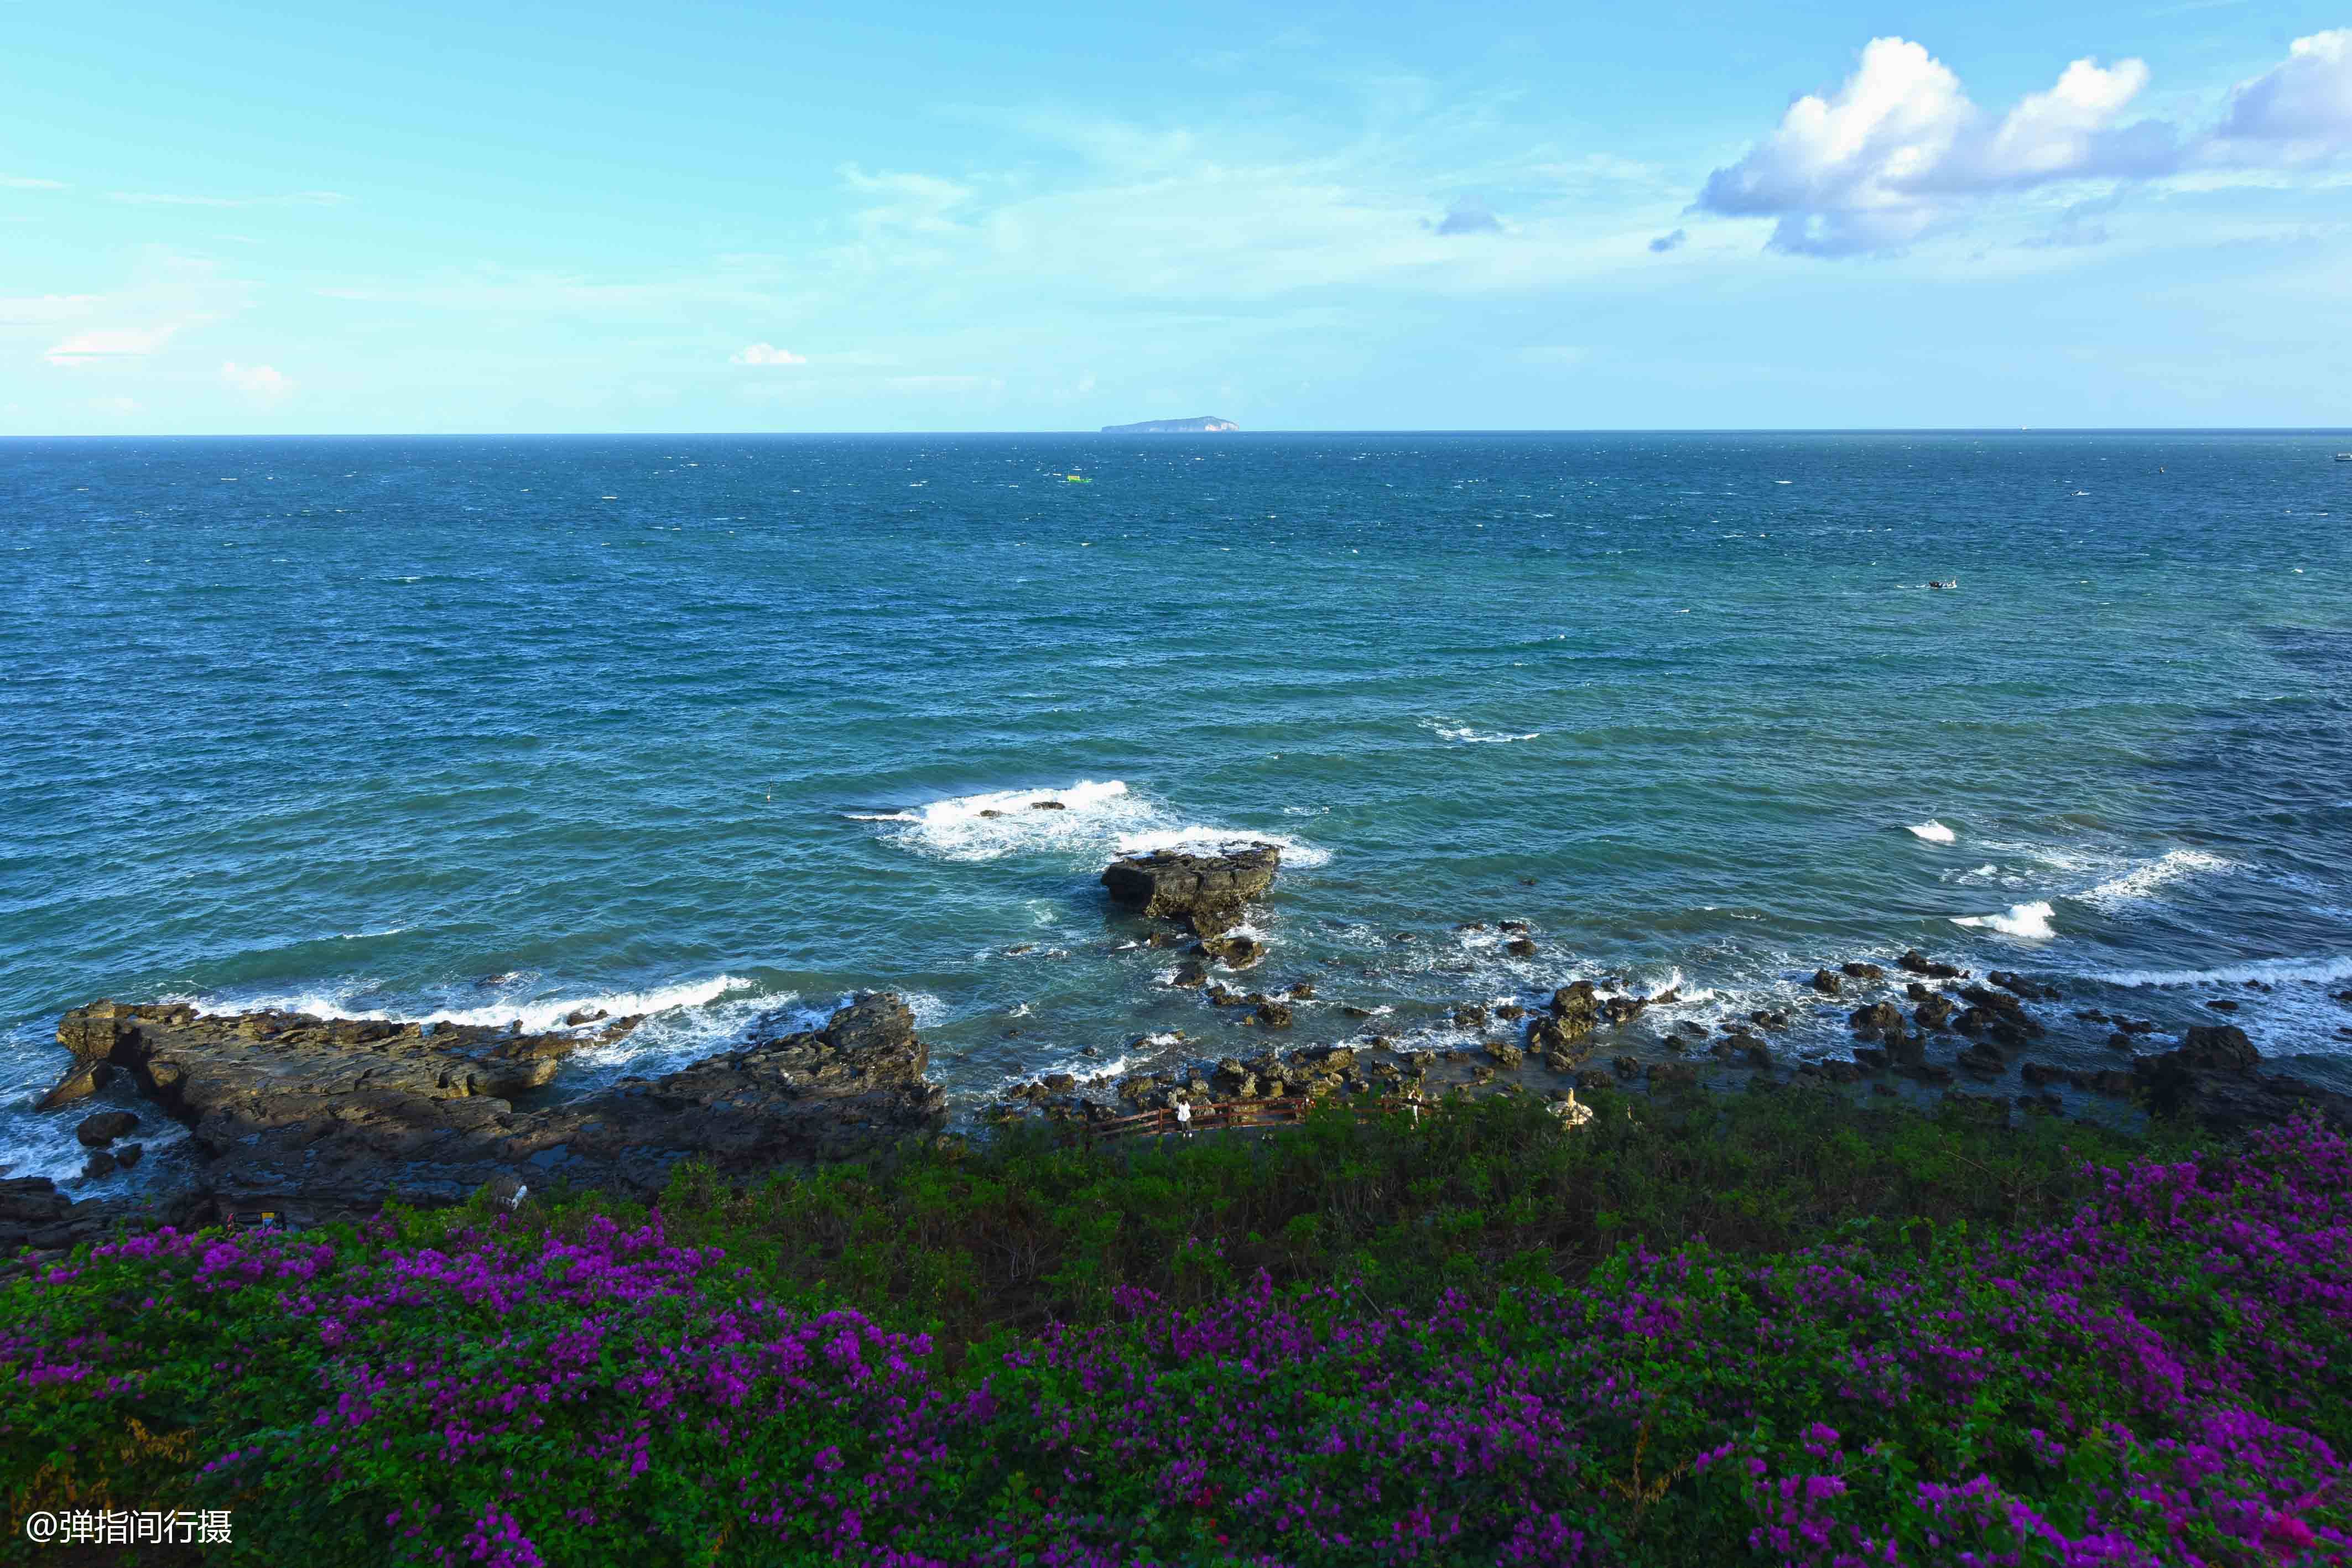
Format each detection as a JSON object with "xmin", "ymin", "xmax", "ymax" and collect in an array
[
  {"xmin": 1953, "ymin": 902, "xmax": 2058, "ymax": 939},
  {"xmin": 2075, "ymin": 850, "xmax": 2231, "ymax": 911},
  {"xmin": 1427, "ymin": 719, "xmax": 1540, "ymax": 744},
  {"xmin": 1113, "ymin": 826, "xmax": 1330, "ymax": 868},
  {"xmin": 172, "ymin": 974, "xmax": 754, "ymax": 1034},
  {"xmin": 853, "ymin": 778, "xmax": 1329, "ymax": 867},
  {"xmin": 2086, "ymin": 955, "xmax": 2352, "ymax": 988},
  {"xmin": 1908, "ymin": 820, "xmax": 1957, "ymax": 843}
]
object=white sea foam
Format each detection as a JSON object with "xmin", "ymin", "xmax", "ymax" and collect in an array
[
  {"xmin": 2075, "ymin": 850, "xmax": 2231, "ymax": 911},
  {"xmin": 1907, "ymin": 820, "xmax": 1957, "ymax": 843},
  {"xmin": 1112, "ymin": 827, "xmax": 1330, "ymax": 868},
  {"xmin": 1952, "ymin": 902, "xmax": 2058, "ymax": 939},
  {"xmin": 855, "ymin": 778, "xmax": 1329, "ymax": 867},
  {"xmin": 2085, "ymin": 955, "xmax": 2352, "ymax": 989},
  {"xmin": 1427, "ymin": 719, "xmax": 1541, "ymax": 744},
  {"xmin": 902, "ymin": 991, "xmax": 951, "ymax": 1028},
  {"xmin": 172, "ymin": 973, "xmax": 757, "ymax": 1034}
]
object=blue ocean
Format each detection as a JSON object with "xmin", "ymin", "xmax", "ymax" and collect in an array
[{"xmin": 6, "ymin": 431, "xmax": 2350, "ymax": 1181}]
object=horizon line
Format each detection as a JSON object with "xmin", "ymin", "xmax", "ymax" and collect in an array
[{"xmin": 5, "ymin": 426, "xmax": 2351, "ymax": 441}]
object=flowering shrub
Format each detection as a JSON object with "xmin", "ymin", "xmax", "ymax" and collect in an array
[{"xmin": 3, "ymin": 1113, "xmax": 2347, "ymax": 1564}]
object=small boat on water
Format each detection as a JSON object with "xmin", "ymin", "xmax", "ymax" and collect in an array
[{"xmin": 2335, "ymin": 452, "xmax": 2351, "ymax": 462}]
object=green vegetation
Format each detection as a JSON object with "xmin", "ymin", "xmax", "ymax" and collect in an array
[
  {"xmin": 625, "ymin": 1085, "xmax": 2174, "ymax": 1351},
  {"xmin": 7, "ymin": 1087, "xmax": 2348, "ymax": 1566}
]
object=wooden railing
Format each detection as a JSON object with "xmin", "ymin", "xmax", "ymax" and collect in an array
[{"xmin": 1082, "ymin": 1095, "xmax": 1427, "ymax": 1142}]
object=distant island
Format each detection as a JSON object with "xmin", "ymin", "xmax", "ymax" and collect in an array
[{"xmin": 1100, "ymin": 415, "xmax": 1239, "ymax": 433}]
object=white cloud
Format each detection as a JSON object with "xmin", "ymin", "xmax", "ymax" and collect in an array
[
  {"xmin": 1696, "ymin": 38, "xmax": 2171, "ymax": 255},
  {"xmin": 730, "ymin": 342, "xmax": 806, "ymax": 366},
  {"xmin": 45, "ymin": 325, "xmax": 182, "ymax": 364},
  {"xmin": 1, "ymin": 175, "xmax": 67, "ymax": 190},
  {"xmin": 2213, "ymin": 29, "xmax": 2352, "ymax": 162},
  {"xmin": 89, "ymin": 395, "xmax": 141, "ymax": 414},
  {"xmin": 14, "ymin": 252, "xmax": 251, "ymax": 368},
  {"xmin": 221, "ymin": 361, "xmax": 293, "ymax": 398},
  {"xmin": 1699, "ymin": 32, "xmax": 2352, "ymax": 256}
]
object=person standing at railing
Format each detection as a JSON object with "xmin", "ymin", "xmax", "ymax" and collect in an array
[{"xmin": 1174, "ymin": 1097, "xmax": 1193, "ymax": 1139}]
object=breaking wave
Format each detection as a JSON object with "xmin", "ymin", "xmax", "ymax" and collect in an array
[
  {"xmin": 171, "ymin": 973, "xmax": 758, "ymax": 1034},
  {"xmin": 1952, "ymin": 902, "xmax": 2058, "ymax": 939},
  {"xmin": 853, "ymin": 778, "xmax": 1329, "ymax": 867}
]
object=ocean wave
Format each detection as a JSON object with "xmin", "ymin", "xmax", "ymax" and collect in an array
[
  {"xmin": 1952, "ymin": 902, "xmax": 2058, "ymax": 939},
  {"xmin": 2074, "ymin": 850, "xmax": 2231, "ymax": 911},
  {"xmin": 1907, "ymin": 820, "xmax": 1957, "ymax": 843},
  {"xmin": 2085, "ymin": 955, "xmax": 2352, "ymax": 988},
  {"xmin": 1425, "ymin": 719, "xmax": 1541, "ymax": 744},
  {"xmin": 854, "ymin": 778, "xmax": 1329, "ymax": 867},
  {"xmin": 170, "ymin": 973, "xmax": 757, "ymax": 1034}
]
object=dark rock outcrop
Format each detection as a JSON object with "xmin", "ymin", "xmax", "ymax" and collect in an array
[
  {"xmin": 1101, "ymin": 845, "xmax": 1281, "ymax": 935},
  {"xmin": 75, "ymin": 1111, "xmax": 140, "ymax": 1147},
  {"xmin": 1897, "ymin": 950, "xmax": 1966, "ymax": 980},
  {"xmin": 1195, "ymin": 934, "xmax": 1267, "ymax": 967},
  {"xmin": 1848, "ymin": 1002, "xmax": 1907, "ymax": 1045},
  {"xmin": 1548, "ymin": 982, "xmax": 1599, "ymax": 1031},
  {"xmin": 1989, "ymin": 971, "xmax": 2058, "ymax": 1002},
  {"xmin": 2132, "ymin": 1026, "xmax": 2352, "ymax": 1133},
  {"xmin": 35, "ymin": 994, "xmax": 946, "ymax": 1228}
]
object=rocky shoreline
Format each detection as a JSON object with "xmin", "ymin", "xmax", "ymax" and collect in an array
[
  {"xmin": 7, "ymin": 992, "xmax": 944, "ymax": 1264},
  {"xmin": 12, "ymin": 842, "xmax": 2351, "ymax": 1265}
]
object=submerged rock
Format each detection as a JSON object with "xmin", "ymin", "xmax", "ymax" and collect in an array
[
  {"xmin": 1897, "ymin": 950, "xmax": 1967, "ymax": 980},
  {"xmin": 1195, "ymin": 934, "xmax": 1267, "ymax": 967}
]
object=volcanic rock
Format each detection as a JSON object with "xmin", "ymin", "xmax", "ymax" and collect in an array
[
  {"xmin": 1548, "ymin": 982, "xmax": 1599, "ymax": 1030},
  {"xmin": 1195, "ymin": 934, "xmax": 1267, "ymax": 967},
  {"xmin": 1101, "ymin": 845, "xmax": 1280, "ymax": 935},
  {"xmin": 1849, "ymin": 1002, "xmax": 1907, "ymax": 1045},
  {"xmin": 75, "ymin": 1111, "xmax": 139, "ymax": 1147},
  {"xmin": 1989, "ymin": 971, "xmax": 2058, "ymax": 1002},
  {"xmin": 38, "ymin": 993, "xmax": 945, "ymax": 1226}
]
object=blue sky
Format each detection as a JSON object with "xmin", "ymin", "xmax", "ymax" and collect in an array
[{"xmin": 4, "ymin": 2, "xmax": 2348, "ymax": 433}]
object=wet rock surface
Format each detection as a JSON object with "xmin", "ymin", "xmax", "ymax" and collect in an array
[
  {"xmin": 1100, "ymin": 845, "xmax": 1281, "ymax": 935},
  {"xmin": 17, "ymin": 993, "xmax": 948, "ymax": 1238},
  {"xmin": 25, "ymin": 930, "xmax": 2352, "ymax": 1263}
]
